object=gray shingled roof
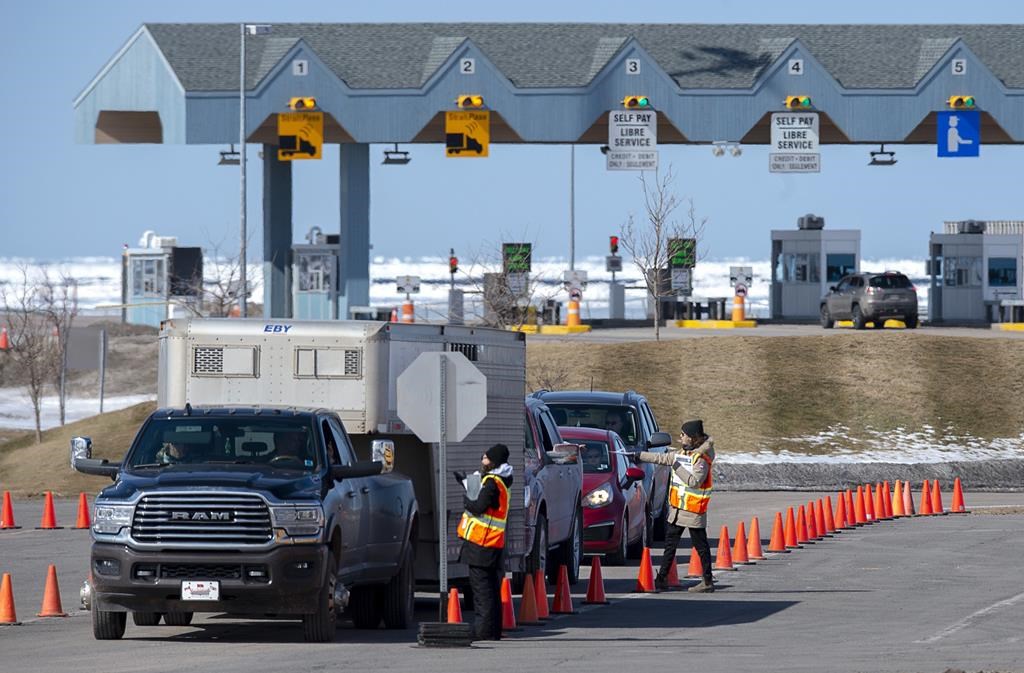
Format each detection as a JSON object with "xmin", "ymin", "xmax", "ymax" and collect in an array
[{"xmin": 144, "ymin": 23, "xmax": 1024, "ymax": 91}]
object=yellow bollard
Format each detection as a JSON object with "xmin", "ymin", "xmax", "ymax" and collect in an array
[
  {"xmin": 731, "ymin": 293, "xmax": 745, "ymax": 322},
  {"xmin": 566, "ymin": 300, "xmax": 581, "ymax": 327}
]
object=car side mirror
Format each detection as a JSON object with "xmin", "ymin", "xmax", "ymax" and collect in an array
[
  {"xmin": 624, "ymin": 466, "xmax": 645, "ymax": 483},
  {"xmin": 829, "ymin": 286, "xmax": 837, "ymax": 293},
  {"xmin": 331, "ymin": 460, "xmax": 384, "ymax": 481},
  {"xmin": 545, "ymin": 442, "xmax": 579, "ymax": 466},
  {"xmin": 647, "ymin": 432, "xmax": 672, "ymax": 449},
  {"xmin": 371, "ymin": 439, "xmax": 395, "ymax": 474}
]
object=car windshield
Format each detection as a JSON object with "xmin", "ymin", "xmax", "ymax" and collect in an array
[
  {"xmin": 578, "ymin": 440, "xmax": 612, "ymax": 474},
  {"xmin": 869, "ymin": 274, "xmax": 912, "ymax": 289},
  {"xmin": 545, "ymin": 404, "xmax": 640, "ymax": 446},
  {"xmin": 125, "ymin": 417, "xmax": 319, "ymax": 472}
]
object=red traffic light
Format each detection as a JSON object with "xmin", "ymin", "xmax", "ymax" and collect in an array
[
  {"xmin": 449, "ymin": 256, "xmax": 459, "ymax": 274},
  {"xmin": 609, "ymin": 236, "xmax": 619, "ymax": 254}
]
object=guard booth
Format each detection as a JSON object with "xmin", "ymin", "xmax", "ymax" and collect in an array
[
  {"xmin": 292, "ymin": 227, "xmax": 340, "ymax": 320},
  {"xmin": 928, "ymin": 220, "xmax": 1023, "ymax": 324},
  {"xmin": 121, "ymin": 231, "xmax": 202, "ymax": 327},
  {"xmin": 770, "ymin": 215, "xmax": 860, "ymax": 320}
]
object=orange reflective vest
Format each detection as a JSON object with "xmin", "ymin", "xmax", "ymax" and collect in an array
[
  {"xmin": 668, "ymin": 452, "xmax": 713, "ymax": 514},
  {"xmin": 457, "ymin": 473, "xmax": 510, "ymax": 549}
]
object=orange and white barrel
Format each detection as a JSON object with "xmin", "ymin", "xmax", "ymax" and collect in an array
[
  {"xmin": 401, "ymin": 301, "xmax": 415, "ymax": 324},
  {"xmin": 567, "ymin": 300, "xmax": 581, "ymax": 327}
]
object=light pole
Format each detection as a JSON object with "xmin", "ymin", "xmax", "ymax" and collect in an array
[
  {"xmin": 569, "ymin": 145, "xmax": 575, "ymax": 270},
  {"xmin": 239, "ymin": 23, "xmax": 271, "ymax": 318}
]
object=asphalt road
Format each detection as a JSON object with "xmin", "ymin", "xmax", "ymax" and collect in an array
[{"xmin": 3, "ymin": 493, "xmax": 1024, "ymax": 673}]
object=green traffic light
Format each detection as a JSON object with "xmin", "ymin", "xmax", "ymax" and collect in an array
[
  {"xmin": 964, "ymin": 96, "xmax": 975, "ymax": 108},
  {"xmin": 638, "ymin": 97, "xmax": 649, "ymax": 107},
  {"xmin": 801, "ymin": 97, "xmax": 811, "ymax": 108}
]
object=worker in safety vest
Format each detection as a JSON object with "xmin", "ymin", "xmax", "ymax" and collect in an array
[
  {"xmin": 630, "ymin": 419, "xmax": 716, "ymax": 593},
  {"xmin": 455, "ymin": 443, "xmax": 513, "ymax": 640}
]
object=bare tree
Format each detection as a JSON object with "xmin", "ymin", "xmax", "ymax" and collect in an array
[
  {"xmin": 461, "ymin": 236, "xmax": 560, "ymax": 329},
  {"xmin": 619, "ymin": 166, "xmax": 708, "ymax": 341},
  {"xmin": 1, "ymin": 266, "xmax": 59, "ymax": 443},
  {"xmin": 169, "ymin": 238, "xmax": 258, "ymax": 318},
  {"xmin": 39, "ymin": 269, "xmax": 80, "ymax": 426}
]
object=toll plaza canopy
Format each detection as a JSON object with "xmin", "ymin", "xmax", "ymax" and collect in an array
[{"xmin": 73, "ymin": 23, "xmax": 1024, "ymax": 317}]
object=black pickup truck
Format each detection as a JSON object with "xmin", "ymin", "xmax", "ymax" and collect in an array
[{"xmin": 72, "ymin": 406, "xmax": 418, "ymax": 642}]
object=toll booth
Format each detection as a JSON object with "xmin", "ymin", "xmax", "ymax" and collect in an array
[
  {"xmin": 121, "ymin": 231, "xmax": 202, "ymax": 327},
  {"xmin": 928, "ymin": 220, "xmax": 1024, "ymax": 324},
  {"xmin": 770, "ymin": 215, "xmax": 860, "ymax": 320},
  {"xmin": 292, "ymin": 227, "xmax": 341, "ymax": 320}
]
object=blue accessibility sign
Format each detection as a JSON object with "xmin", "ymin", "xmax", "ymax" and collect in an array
[{"xmin": 937, "ymin": 110, "xmax": 980, "ymax": 157}]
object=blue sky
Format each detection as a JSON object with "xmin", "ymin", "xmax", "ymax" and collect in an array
[{"xmin": 2, "ymin": 1, "xmax": 1022, "ymax": 263}]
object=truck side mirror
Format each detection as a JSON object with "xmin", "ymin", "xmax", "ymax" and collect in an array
[
  {"xmin": 371, "ymin": 439, "xmax": 395, "ymax": 474},
  {"xmin": 70, "ymin": 436, "xmax": 120, "ymax": 480},
  {"xmin": 71, "ymin": 436, "xmax": 92, "ymax": 469},
  {"xmin": 647, "ymin": 432, "xmax": 672, "ymax": 449}
]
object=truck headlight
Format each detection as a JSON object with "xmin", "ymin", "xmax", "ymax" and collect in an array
[
  {"xmin": 271, "ymin": 505, "xmax": 324, "ymax": 537},
  {"xmin": 583, "ymin": 484, "xmax": 613, "ymax": 509},
  {"xmin": 93, "ymin": 503, "xmax": 133, "ymax": 534}
]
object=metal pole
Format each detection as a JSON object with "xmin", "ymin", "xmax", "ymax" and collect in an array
[
  {"xmin": 437, "ymin": 355, "xmax": 448, "ymax": 621},
  {"xmin": 98, "ymin": 329, "xmax": 106, "ymax": 414},
  {"xmin": 239, "ymin": 23, "xmax": 248, "ymax": 318},
  {"xmin": 569, "ymin": 145, "xmax": 575, "ymax": 270}
]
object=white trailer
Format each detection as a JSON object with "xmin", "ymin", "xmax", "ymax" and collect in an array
[{"xmin": 158, "ymin": 318, "xmax": 528, "ymax": 585}]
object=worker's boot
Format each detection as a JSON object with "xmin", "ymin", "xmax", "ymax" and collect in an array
[
  {"xmin": 654, "ymin": 574, "xmax": 669, "ymax": 592},
  {"xmin": 688, "ymin": 578, "xmax": 715, "ymax": 593}
]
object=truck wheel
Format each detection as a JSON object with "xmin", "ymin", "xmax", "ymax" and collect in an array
[
  {"xmin": 349, "ymin": 586, "xmax": 383, "ymax": 629},
  {"xmin": 163, "ymin": 611, "xmax": 193, "ymax": 626},
  {"xmin": 382, "ymin": 545, "xmax": 414, "ymax": 629},
  {"xmin": 132, "ymin": 611, "xmax": 162, "ymax": 626},
  {"xmin": 512, "ymin": 514, "xmax": 546, "ymax": 594},
  {"xmin": 852, "ymin": 305, "xmax": 867, "ymax": 330},
  {"xmin": 627, "ymin": 508, "xmax": 652, "ymax": 560},
  {"xmin": 303, "ymin": 551, "xmax": 338, "ymax": 642},
  {"xmin": 93, "ymin": 609, "xmax": 126, "ymax": 640},
  {"xmin": 820, "ymin": 305, "xmax": 834, "ymax": 329},
  {"xmin": 550, "ymin": 507, "xmax": 582, "ymax": 587},
  {"xmin": 606, "ymin": 513, "xmax": 628, "ymax": 566},
  {"xmin": 905, "ymin": 314, "xmax": 919, "ymax": 329}
]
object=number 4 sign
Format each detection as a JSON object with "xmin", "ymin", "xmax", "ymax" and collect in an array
[{"xmin": 788, "ymin": 59, "xmax": 804, "ymax": 75}]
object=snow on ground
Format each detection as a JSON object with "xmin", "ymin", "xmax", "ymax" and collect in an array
[{"xmin": 0, "ymin": 387, "xmax": 154, "ymax": 431}]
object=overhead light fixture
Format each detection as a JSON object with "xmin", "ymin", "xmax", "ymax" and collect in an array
[
  {"xmin": 382, "ymin": 143, "xmax": 411, "ymax": 165},
  {"xmin": 599, "ymin": 145, "xmax": 610, "ymax": 155},
  {"xmin": 218, "ymin": 144, "xmax": 240, "ymax": 166},
  {"xmin": 730, "ymin": 145, "xmax": 742, "ymax": 157},
  {"xmin": 869, "ymin": 143, "xmax": 897, "ymax": 166},
  {"xmin": 712, "ymin": 141, "xmax": 741, "ymax": 157}
]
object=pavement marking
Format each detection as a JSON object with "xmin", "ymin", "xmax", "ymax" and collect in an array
[{"xmin": 916, "ymin": 589, "xmax": 1024, "ymax": 644}]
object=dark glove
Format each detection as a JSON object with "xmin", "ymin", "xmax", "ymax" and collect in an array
[
  {"xmin": 627, "ymin": 451, "xmax": 643, "ymax": 463},
  {"xmin": 452, "ymin": 470, "xmax": 467, "ymax": 484}
]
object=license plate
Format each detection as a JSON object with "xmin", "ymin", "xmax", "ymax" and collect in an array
[{"xmin": 181, "ymin": 580, "xmax": 219, "ymax": 601}]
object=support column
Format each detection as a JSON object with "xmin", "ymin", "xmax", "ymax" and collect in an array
[
  {"xmin": 339, "ymin": 143, "xmax": 371, "ymax": 319},
  {"xmin": 262, "ymin": 144, "xmax": 292, "ymax": 318}
]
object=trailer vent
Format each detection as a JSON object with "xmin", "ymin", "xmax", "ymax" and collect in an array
[
  {"xmin": 447, "ymin": 342, "xmax": 479, "ymax": 362},
  {"xmin": 192, "ymin": 346, "xmax": 259, "ymax": 377},
  {"xmin": 194, "ymin": 347, "xmax": 224, "ymax": 374},
  {"xmin": 295, "ymin": 348, "xmax": 362, "ymax": 379}
]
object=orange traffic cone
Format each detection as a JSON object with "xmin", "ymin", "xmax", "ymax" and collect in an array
[
  {"xmin": 533, "ymin": 569, "xmax": 550, "ymax": 620},
  {"xmin": 500, "ymin": 577, "xmax": 518, "ymax": 631},
  {"xmin": 920, "ymin": 480, "xmax": 934, "ymax": 515},
  {"xmin": 0, "ymin": 573, "xmax": 19, "ymax": 625},
  {"xmin": 389, "ymin": 308, "xmax": 398, "ymax": 323},
  {"xmin": 804, "ymin": 502, "xmax": 818, "ymax": 540},
  {"xmin": 824, "ymin": 496, "xmax": 838, "ymax": 533},
  {"xmin": 903, "ymin": 480, "xmax": 916, "ymax": 516},
  {"xmin": 714, "ymin": 525, "xmax": 736, "ymax": 571},
  {"xmin": 583, "ymin": 556, "xmax": 609, "ymax": 605},
  {"xmin": 892, "ymin": 481, "xmax": 906, "ymax": 517},
  {"xmin": 796, "ymin": 506, "xmax": 812, "ymax": 544},
  {"xmin": 882, "ymin": 481, "xmax": 894, "ymax": 519},
  {"xmin": 844, "ymin": 489, "xmax": 856, "ymax": 526},
  {"xmin": 767, "ymin": 512, "xmax": 788, "ymax": 553},
  {"xmin": 814, "ymin": 499, "xmax": 830, "ymax": 538},
  {"xmin": 446, "ymin": 587, "xmax": 463, "ymax": 623},
  {"xmin": 732, "ymin": 521, "xmax": 752, "ymax": 564},
  {"xmin": 862, "ymin": 485, "xmax": 876, "ymax": 522},
  {"xmin": 1, "ymin": 491, "xmax": 19, "ymax": 529},
  {"xmin": 747, "ymin": 517, "xmax": 766, "ymax": 560},
  {"xmin": 73, "ymin": 493, "xmax": 91, "ymax": 529},
  {"xmin": 665, "ymin": 556, "xmax": 683, "ymax": 589},
  {"xmin": 834, "ymin": 492, "xmax": 849, "ymax": 530},
  {"xmin": 37, "ymin": 564, "xmax": 68, "ymax": 617},
  {"xmin": 853, "ymin": 487, "xmax": 867, "ymax": 525},
  {"xmin": 686, "ymin": 550, "xmax": 704, "ymax": 577},
  {"xmin": 552, "ymin": 565, "xmax": 575, "ymax": 613},
  {"xmin": 931, "ymin": 480, "xmax": 946, "ymax": 515},
  {"xmin": 519, "ymin": 572, "xmax": 542, "ymax": 623},
  {"xmin": 871, "ymin": 484, "xmax": 884, "ymax": 521},
  {"xmin": 0, "ymin": 326, "xmax": 9, "ymax": 351},
  {"xmin": 36, "ymin": 491, "xmax": 62, "ymax": 530},
  {"xmin": 951, "ymin": 477, "xmax": 968, "ymax": 513},
  {"xmin": 635, "ymin": 548, "xmax": 656, "ymax": 593},
  {"xmin": 784, "ymin": 507, "xmax": 801, "ymax": 549}
]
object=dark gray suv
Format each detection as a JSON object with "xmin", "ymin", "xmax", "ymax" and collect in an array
[{"xmin": 820, "ymin": 271, "xmax": 919, "ymax": 330}]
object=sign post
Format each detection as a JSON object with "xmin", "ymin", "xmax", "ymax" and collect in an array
[
  {"xmin": 769, "ymin": 112, "xmax": 819, "ymax": 173},
  {"xmin": 396, "ymin": 352, "xmax": 487, "ymax": 621},
  {"xmin": 606, "ymin": 110, "xmax": 658, "ymax": 171}
]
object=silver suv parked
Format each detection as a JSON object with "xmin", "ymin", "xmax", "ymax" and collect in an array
[{"xmin": 820, "ymin": 271, "xmax": 919, "ymax": 330}]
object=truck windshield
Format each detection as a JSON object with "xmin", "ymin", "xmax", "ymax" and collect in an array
[
  {"xmin": 125, "ymin": 417, "xmax": 320, "ymax": 472},
  {"xmin": 544, "ymin": 404, "xmax": 640, "ymax": 447}
]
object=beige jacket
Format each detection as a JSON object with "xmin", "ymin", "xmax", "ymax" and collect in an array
[{"xmin": 638, "ymin": 439, "xmax": 715, "ymax": 530}]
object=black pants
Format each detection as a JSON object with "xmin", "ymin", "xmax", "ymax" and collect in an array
[
  {"xmin": 660, "ymin": 523, "xmax": 713, "ymax": 583},
  {"xmin": 467, "ymin": 563, "xmax": 503, "ymax": 640}
]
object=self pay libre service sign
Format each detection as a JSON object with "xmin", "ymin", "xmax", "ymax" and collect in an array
[{"xmin": 770, "ymin": 112, "xmax": 820, "ymax": 173}]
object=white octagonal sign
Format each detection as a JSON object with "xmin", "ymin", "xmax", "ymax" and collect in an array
[{"xmin": 396, "ymin": 352, "xmax": 487, "ymax": 443}]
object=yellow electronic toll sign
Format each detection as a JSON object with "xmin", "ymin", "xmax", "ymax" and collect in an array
[
  {"xmin": 445, "ymin": 110, "xmax": 489, "ymax": 158},
  {"xmin": 456, "ymin": 95, "xmax": 485, "ymax": 109},
  {"xmin": 277, "ymin": 112, "xmax": 323, "ymax": 161}
]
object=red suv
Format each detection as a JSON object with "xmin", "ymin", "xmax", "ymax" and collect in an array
[{"xmin": 559, "ymin": 427, "xmax": 647, "ymax": 565}]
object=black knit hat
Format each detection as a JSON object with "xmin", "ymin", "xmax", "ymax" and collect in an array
[
  {"xmin": 680, "ymin": 420, "xmax": 705, "ymax": 439},
  {"xmin": 485, "ymin": 443, "xmax": 510, "ymax": 465}
]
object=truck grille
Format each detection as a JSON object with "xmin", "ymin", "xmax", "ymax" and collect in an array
[{"xmin": 131, "ymin": 494, "xmax": 272, "ymax": 546}]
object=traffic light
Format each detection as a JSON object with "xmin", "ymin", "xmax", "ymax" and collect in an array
[
  {"xmin": 449, "ymin": 255, "xmax": 459, "ymax": 275},
  {"xmin": 948, "ymin": 95, "xmax": 976, "ymax": 109},
  {"xmin": 622, "ymin": 96, "xmax": 650, "ymax": 109},
  {"xmin": 456, "ymin": 95, "xmax": 484, "ymax": 109},
  {"xmin": 785, "ymin": 95, "xmax": 812, "ymax": 109},
  {"xmin": 288, "ymin": 97, "xmax": 318, "ymax": 110},
  {"xmin": 609, "ymin": 236, "xmax": 619, "ymax": 255}
]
